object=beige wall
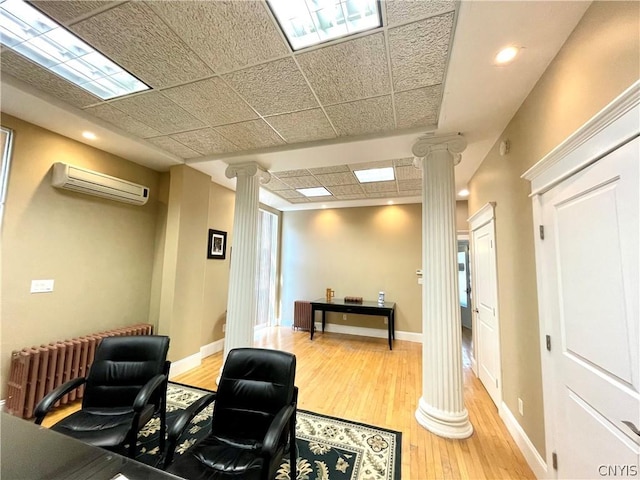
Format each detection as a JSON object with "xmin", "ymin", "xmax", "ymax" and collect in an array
[
  {"xmin": 468, "ymin": 1, "xmax": 639, "ymax": 457},
  {"xmin": 0, "ymin": 114, "xmax": 160, "ymax": 398},
  {"xmin": 280, "ymin": 202, "xmax": 469, "ymax": 333}
]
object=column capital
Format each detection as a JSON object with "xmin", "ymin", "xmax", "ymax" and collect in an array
[
  {"xmin": 412, "ymin": 134, "xmax": 467, "ymax": 166},
  {"xmin": 225, "ymin": 162, "xmax": 271, "ymax": 184}
]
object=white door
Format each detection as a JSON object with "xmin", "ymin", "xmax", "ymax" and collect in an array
[
  {"xmin": 540, "ymin": 137, "xmax": 639, "ymax": 479},
  {"xmin": 471, "ymin": 218, "xmax": 501, "ymax": 407}
]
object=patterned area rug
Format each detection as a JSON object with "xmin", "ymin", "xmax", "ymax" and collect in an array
[{"xmin": 135, "ymin": 382, "xmax": 401, "ymax": 480}]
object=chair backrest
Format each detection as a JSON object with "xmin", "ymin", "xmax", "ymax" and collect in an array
[
  {"xmin": 82, "ymin": 335, "xmax": 170, "ymax": 409},
  {"xmin": 213, "ymin": 348, "xmax": 296, "ymax": 441}
]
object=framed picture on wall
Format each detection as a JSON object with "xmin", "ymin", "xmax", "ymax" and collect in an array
[{"xmin": 207, "ymin": 229, "xmax": 227, "ymax": 260}]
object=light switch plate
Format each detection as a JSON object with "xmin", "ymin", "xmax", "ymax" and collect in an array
[{"xmin": 31, "ymin": 279, "xmax": 54, "ymax": 293}]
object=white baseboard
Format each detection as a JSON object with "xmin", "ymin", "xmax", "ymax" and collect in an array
[
  {"xmin": 471, "ymin": 356, "xmax": 477, "ymax": 376},
  {"xmin": 169, "ymin": 351, "xmax": 201, "ymax": 379},
  {"xmin": 200, "ymin": 339, "xmax": 224, "ymax": 358},
  {"xmin": 0, "ymin": 399, "xmax": 5, "ymax": 412},
  {"xmin": 499, "ymin": 402, "xmax": 548, "ymax": 479},
  {"xmin": 314, "ymin": 322, "xmax": 422, "ymax": 343}
]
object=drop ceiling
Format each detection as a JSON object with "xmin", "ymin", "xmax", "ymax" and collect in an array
[{"xmin": 0, "ymin": 1, "xmax": 591, "ymax": 211}]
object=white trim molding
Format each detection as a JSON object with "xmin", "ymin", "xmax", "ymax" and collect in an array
[
  {"xmin": 313, "ymin": 322, "xmax": 422, "ymax": 343},
  {"xmin": 467, "ymin": 201, "xmax": 496, "ymax": 228},
  {"xmin": 169, "ymin": 351, "xmax": 201, "ymax": 379},
  {"xmin": 522, "ymin": 80, "xmax": 640, "ymax": 195},
  {"xmin": 200, "ymin": 339, "xmax": 224, "ymax": 358},
  {"xmin": 499, "ymin": 402, "xmax": 548, "ymax": 480}
]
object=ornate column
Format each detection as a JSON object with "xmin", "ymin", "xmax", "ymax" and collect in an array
[
  {"xmin": 222, "ymin": 162, "xmax": 270, "ymax": 363},
  {"xmin": 413, "ymin": 134, "xmax": 473, "ymax": 439}
]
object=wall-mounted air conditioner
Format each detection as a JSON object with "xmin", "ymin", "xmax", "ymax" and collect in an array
[{"xmin": 51, "ymin": 162, "xmax": 149, "ymax": 206}]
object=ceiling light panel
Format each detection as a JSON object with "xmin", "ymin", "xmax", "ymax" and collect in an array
[
  {"xmin": 354, "ymin": 166, "xmax": 394, "ymax": 183},
  {"xmin": 268, "ymin": 0, "xmax": 382, "ymax": 51},
  {"xmin": 0, "ymin": 0, "xmax": 149, "ymax": 99},
  {"xmin": 297, "ymin": 187, "xmax": 332, "ymax": 197}
]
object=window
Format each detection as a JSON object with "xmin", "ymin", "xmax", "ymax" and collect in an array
[
  {"xmin": 0, "ymin": 126, "xmax": 14, "ymax": 232},
  {"xmin": 256, "ymin": 209, "xmax": 279, "ymax": 328}
]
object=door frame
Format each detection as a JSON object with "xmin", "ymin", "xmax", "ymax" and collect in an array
[
  {"xmin": 468, "ymin": 202, "xmax": 502, "ymax": 407},
  {"xmin": 523, "ymin": 80, "xmax": 639, "ymax": 478}
]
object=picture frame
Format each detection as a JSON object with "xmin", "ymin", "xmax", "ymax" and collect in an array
[{"xmin": 207, "ymin": 229, "xmax": 227, "ymax": 260}]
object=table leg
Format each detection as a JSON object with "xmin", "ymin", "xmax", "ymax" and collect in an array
[
  {"xmin": 321, "ymin": 310, "xmax": 326, "ymax": 332},
  {"xmin": 387, "ymin": 315, "xmax": 392, "ymax": 350},
  {"xmin": 310, "ymin": 308, "xmax": 315, "ymax": 340}
]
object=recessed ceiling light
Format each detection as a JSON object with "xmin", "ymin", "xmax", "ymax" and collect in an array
[
  {"xmin": 495, "ymin": 46, "xmax": 519, "ymax": 64},
  {"xmin": 321, "ymin": 204, "xmax": 327, "ymax": 209},
  {"xmin": 297, "ymin": 187, "xmax": 331, "ymax": 197},
  {"xmin": 458, "ymin": 189, "xmax": 469, "ymax": 197},
  {"xmin": 354, "ymin": 167, "xmax": 394, "ymax": 183},
  {"xmin": 267, "ymin": 0, "xmax": 382, "ymax": 51},
  {"xmin": 387, "ymin": 200, "xmax": 394, "ymax": 205},
  {"xmin": 0, "ymin": 0, "xmax": 150, "ymax": 99},
  {"xmin": 82, "ymin": 131, "xmax": 97, "ymax": 140}
]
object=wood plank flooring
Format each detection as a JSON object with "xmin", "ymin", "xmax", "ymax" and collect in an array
[{"xmin": 41, "ymin": 327, "xmax": 535, "ymax": 479}]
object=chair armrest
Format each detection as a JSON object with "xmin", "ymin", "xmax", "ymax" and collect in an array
[
  {"xmin": 133, "ymin": 374, "xmax": 167, "ymax": 412},
  {"xmin": 163, "ymin": 392, "xmax": 216, "ymax": 468},
  {"xmin": 262, "ymin": 404, "xmax": 295, "ymax": 457},
  {"xmin": 34, "ymin": 377, "xmax": 87, "ymax": 425}
]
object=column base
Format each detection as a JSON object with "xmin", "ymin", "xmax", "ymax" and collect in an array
[{"xmin": 415, "ymin": 397, "xmax": 474, "ymax": 439}]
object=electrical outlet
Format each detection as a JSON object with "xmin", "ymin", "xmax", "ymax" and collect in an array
[
  {"xmin": 222, "ymin": 323, "xmax": 226, "ymax": 333},
  {"xmin": 342, "ymin": 314, "xmax": 347, "ymax": 320},
  {"xmin": 518, "ymin": 398, "xmax": 524, "ymax": 416}
]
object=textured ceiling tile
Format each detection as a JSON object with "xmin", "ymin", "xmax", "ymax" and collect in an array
[
  {"xmin": 223, "ymin": 59, "xmax": 318, "ymax": 116},
  {"xmin": 296, "ymin": 33, "xmax": 389, "ymax": 105},
  {"xmin": 396, "ymin": 165, "xmax": 422, "ymax": 180},
  {"xmin": 110, "ymin": 92, "xmax": 205, "ymax": 134},
  {"xmin": 162, "ymin": 78, "xmax": 257, "ymax": 127},
  {"xmin": 327, "ymin": 184, "xmax": 364, "ymax": 196},
  {"xmin": 148, "ymin": 1, "xmax": 288, "ymax": 72},
  {"xmin": 307, "ymin": 165, "xmax": 350, "ymax": 175},
  {"xmin": 362, "ymin": 181, "xmax": 398, "ymax": 193},
  {"xmin": 266, "ymin": 109, "xmax": 335, "ymax": 144},
  {"xmin": 1, "ymin": 51, "xmax": 99, "ymax": 107},
  {"xmin": 314, "ymin": 172, "xmax": 358, "ymax": 186},
  {"xmin": 335, "ymin": 194, "xmax": 365, "ymax": 200},
  {"xmin": 277, "ymin": 189, "xmax": 305, "ymax": 199},
  {"xmin": 147, "ymin": 136, "xmax": 200, "ymax": 159},
  {"xmin": 84, "ymin": 104, "xmax": 161, "ymax": 138},
  {"xmin": 288, "ymin": 197, "xmax": 310, "ymax": 203},
  {"xmin": 349, "ymin": 159, "xmax": 394, "ymax": 170},
  {"xmin": 31, "ymin": 1, "xmax": 117, "ymax": 23},
  {"xmin": 325, "ymin": 96, "xmax": 394, "ymax": 137},
  {"xmin": 388, "ymin": 13, "xmax": 454, "ymax": 92},
  {"xmin": 385, "ymin": 0, "xmax": 455, "ymax": 26},
  {"xmin": 395, "ymin": 85, "xmax": 442, "ymax": 129},
  {"xmin": 398, "ymin": 178, "xmax": 422, "ymax": 191},
  {"xmin": 72, "ymin": 2, "xmax": 213, "ymax": 88},
  {"xmin": 171, "ymin": 128, "xmax": 240, "ymax": 156},
  {"xmin": 366, "ymin": 191, "xmax": 395, "ymax": 198},
  {"xmin": 273, "ymin": 169, "xmax": 311, "ymax": 178},
  {"xmin": 214, "ymin": 120, "xmax": 284, "ymax": 150},
  {"xmin": 262, "ymin": 178, "xmax": 290, "ymax": 191},
  {"xmin": 398, "ymin": 190, "xmax": 422, "ymax": 197},
  {"xmin": 393, "ymin": 157, "xmax": 415, "ymax": 167},
  {"xmin": 282, "ymin": 175, "xmax": 321, "ymax": 189}
]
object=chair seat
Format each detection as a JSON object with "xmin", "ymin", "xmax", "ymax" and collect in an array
[
  {"xmin": 51, "ymin": 404, "xmax": 155, "ymax": 449},
  {"xmin": 166, "ymin": 435, "xmax": 266, "ymax": 480}
]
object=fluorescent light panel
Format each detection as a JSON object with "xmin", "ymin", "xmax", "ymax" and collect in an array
[
  {"xmin": 354, "ymin": 167, "xmax": 394, "ymax": 183},
  {"xmin": 297, "ymin": 187, "xmax": 332, "ymax": 197},
  {"xmin": 0, "ymin": 0, "xmax": 149, "ymax": 100},
  {"xmin": 268, "ymin": 0, "xmax": 382, "ymax": 51}
]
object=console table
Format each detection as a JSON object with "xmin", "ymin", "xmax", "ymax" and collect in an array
[{"xmin": 310, "ymin": 299, "xmax": 396, "ymax": 350}]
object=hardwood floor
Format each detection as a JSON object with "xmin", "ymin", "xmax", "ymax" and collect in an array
[{"xmin": 42, "ymin": 327, "xmax": 534, "ymax": 479}]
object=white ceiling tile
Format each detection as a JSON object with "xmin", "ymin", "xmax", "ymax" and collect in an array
[
  {"xmin": 273, "ymin": 169, "xmax": 311, "ymax": 178},
  {"xmin": 325, "ymin": 96, "xmax": 394, "ymax": 136},
  {"xmin": 327, "ymin": 184, "xmax": 364, "ymax": 196},
  {"xmin": 110, "ymin": 92, "xmax": 205, "ymax": 134},
  {"xmin": 1, "ymin": 51, "xmax": 99, "ymax": 107},
  {"xmin": 314, "ymin": 172, "xmax": 358, "ymax": 186},
  {"xmin": 162, "ymin": 78, "xmax": 258, "ymax": 127},
  {"xmin": 398, "ymin": 178, "xmax": 423, "ymax": 191},
  {"xmin": 278, "ymin": 189, "xmax": 306, "ymax": 199},
  {"xmin": 335, "ymin": 193, "xmax": 365, "ymax": 200},
  {"xmin": 385, "ymin": 0, "xmax": 455, "ymax": 26},
  {"xmin": 388, "ymin": 13, "xmax": 454, "ymax": 92},
  {"xmin": 31, "ymin": 1, "xmax": 117, "ymax": 23},
  {"xmin": 262, "ymin": 178, "xmax": 290, "ymax": 191},
  {"xmin": 171, "ymin": 128, "xmax": 240, "ymax": 156},
  {"xmin": 288, "ymin": 197, "xmax": 310, "ymax": 203},
  {"xmin": 281, "ymin": 175, "xmax": 321, "ymax": 189},
  {"xmin": 362, "ymin": 181, "xmax": 398, "ymax": 193},
  {"xmin": 147, "ymin": 136, "xmax": 200, "ymax": 159},
  {"xmin": 296, "ymin": 33, "xmax": 389, "ymax": 105},
  {"xmin": 393, "ymin": 157, "xmax": 415, "ymax": 167},
  {"xmin": 307, "ymin": 165, "xmax": 351, "ymax": 175},
  {"xmin": 148, "ymin": 1, "xmax": 288, "ymax": 72},
  {"xmin": 396, "ymin": 165, "xmax": 422, "ymax": 180},
  {"xmin": 214, "ymin": 120, "xmax": 285, "ymax": 150},
  {"xmin": 72, "ymin": 2, "xmax": 213, "ymax": 88},
  {"xmin": 223, "ymin": 58, "xmax": 318, "ymax": 116},
  {"xmin": 398, "ymin": 190, "xmax": 422, "ymax": 197},
  {"xmin": 366, "ymin": 191, "xmax": 395, "ymax": 198},
  {"xmin": 395, "ymin": 85, "xmax": 442, "ymax": 129},
  {"xmin": 266, "ymin": 109, "xmax": 335, "ymax": 144},
  {"xmin": 85, "ymin": 104, "xmax": 161, "ymax": 138}
]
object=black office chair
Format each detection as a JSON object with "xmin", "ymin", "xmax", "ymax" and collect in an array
[
  {"xmin": 163, "ymin": 348, "xmax": 297, "ymax": 480},
  {"xmin": 34, "ymin": 335, "xmax": 170, "ymax": 458}
]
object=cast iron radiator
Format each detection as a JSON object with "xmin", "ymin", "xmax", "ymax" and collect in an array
[
  {"xmin": 294, "ymin": 301, "xmax": 312, "ymax": 331},
  {"xmin": 5, "ymin": 323, "xmax": 154, "ymax": 419}
]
